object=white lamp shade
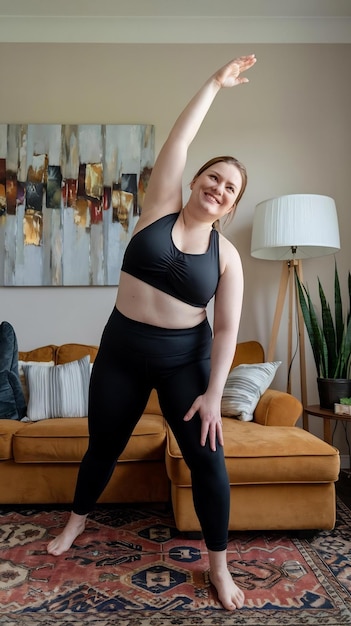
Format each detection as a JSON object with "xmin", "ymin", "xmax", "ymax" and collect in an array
[{"xmin": 251, "ymin": 194, "xmax": 340, "ymax": 260}]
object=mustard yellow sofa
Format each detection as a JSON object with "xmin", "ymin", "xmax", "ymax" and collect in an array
[{"xmin": 0, "ymin": 341, "xmax": 340, "ymax": 532}]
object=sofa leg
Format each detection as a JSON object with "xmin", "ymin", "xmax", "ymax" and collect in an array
[
  {"xmin": 181, "ymin": 531, "xmax": 203, "ymax": 540},
  {"xmin": 291, "ymin": 529, "xmax": 320, "ymax": 541}
]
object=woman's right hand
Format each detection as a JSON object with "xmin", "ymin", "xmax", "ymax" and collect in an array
[
  {"xmin": 213, "ymin": 55, "xmax": 257, "ymax": 89},
  {"xmin": 139, "ymin": 54, "xmax": 256, "ymax": 224}
]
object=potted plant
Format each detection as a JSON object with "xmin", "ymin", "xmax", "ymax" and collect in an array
[{"xmin": 295, "ymin": 263, "xmax": 351, "ymax": 409}]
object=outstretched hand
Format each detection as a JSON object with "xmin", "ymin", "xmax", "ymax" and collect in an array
[{"xmin": 213, "ymin": 54, "xmax": 257, "ymax": 89}]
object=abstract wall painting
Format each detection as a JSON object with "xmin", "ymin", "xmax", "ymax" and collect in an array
[{"xmin": 0, "ymin": 124, "xmax": 154, "ymax": 286}]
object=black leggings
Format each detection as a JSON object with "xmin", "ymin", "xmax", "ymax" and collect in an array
[{"xmin": 73, "ymin": 307, "xmax": 230, "ymax": 551}]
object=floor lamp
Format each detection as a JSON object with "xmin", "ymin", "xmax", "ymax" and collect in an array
[{"xmin": 251, "ymin": 194, "xmax": 340, "ymax": 429}]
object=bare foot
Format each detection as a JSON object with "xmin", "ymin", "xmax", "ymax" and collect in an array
[
  {"xmin": 207, "ymin": 548, "xmax": 245, "ymax": 610},
  {"xmin": 47, "ymin": 512, "xmax": 87, "ymax": 556},
  {"xmin": 209, "ymin": 568, "xmax": 245, "ymax": 610}
]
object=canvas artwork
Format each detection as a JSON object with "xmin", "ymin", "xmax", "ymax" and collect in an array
[{"xmin": 0, "ymin": 124, "xmax": 154, "ymax": 286}]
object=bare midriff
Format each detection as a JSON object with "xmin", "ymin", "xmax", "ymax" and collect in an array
[{"xmin": 115, "ymin": 271, "xmax": 207, "ymax": 329}]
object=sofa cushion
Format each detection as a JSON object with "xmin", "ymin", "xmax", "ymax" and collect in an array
[
  {"xmin": 23, "ymin": 357, "xmax": 91, "ymax": 421},
  {"xmin": 18, "ymin": 344, "xmax": 98, "ymax": 366},
  {"xmin": 0, "ymin": 419, "xmax": 24, "ymax": 460},
  {"xmin": 254, "ymin": 389, "xmax": 302, "ymax": 426},
  {"xmin": 18, "ymin": 345, "xmax": 57, "ymax": 363},
  {"xmin": 231, "ymin": 340, "xmax": 264, "ymax": 367},
  {"xmin": 221, "ymin": 361, "xmax": 281, "ymax": 421},
  {"xmin": 144, "ymin": 388, "xmax": 163, "ymax": 416},
  {"xmin": 13, "ymin": 415, "xmax": 166, "ymax": 463},
  {"xmin": 55, "ymin": 344, "xmax": 98, "ymax": 365},
  {"xmin": 166, "ymin": 420, "xmax": 340, "ymax": 485}
]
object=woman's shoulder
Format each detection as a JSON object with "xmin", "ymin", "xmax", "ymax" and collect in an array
[
  {"xmin": 218, "ymin": 231, "xmax": 238, "ymax": 253},
  {"xmin": 218, "ymin": 233, "xmax": 242, "ymax": 267}
]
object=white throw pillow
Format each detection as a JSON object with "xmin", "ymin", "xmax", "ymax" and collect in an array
[
  {"xmin": 18, "ymin": 360, "xmax": 55, "ymax": 403},
  {"xmin": 22, "ymin": 356, "xmax": 91, "ymax": 421},
  {"xmin": 221, "ymin": 361, "xmax": 281, "ymax": 421}
]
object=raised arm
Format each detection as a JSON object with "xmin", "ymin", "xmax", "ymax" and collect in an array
[{"xmin": 139, "ymin": 55, "xmax": 256, "ymax": 224}]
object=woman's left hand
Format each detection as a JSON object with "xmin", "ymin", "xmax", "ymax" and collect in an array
[{"xmin": 184, "ymin": 394, "xmax": 224, "ymax": 452}]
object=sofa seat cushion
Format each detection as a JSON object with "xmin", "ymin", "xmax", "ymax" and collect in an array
[
  {"xmin": 0, "ymin": 420, "xmax": 25, "ymax": 460},
  {"xmin": 166, "ymin": 420, "xmax": 340, "ymax": 486},
  {"xmin": 13, "ymin": 415, "xmax": 166, "ymax": 463}
]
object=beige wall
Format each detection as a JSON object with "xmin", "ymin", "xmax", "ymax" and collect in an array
[{"xmin": 1, "ymin": 42, "xmax": 351, "ymax": 452}]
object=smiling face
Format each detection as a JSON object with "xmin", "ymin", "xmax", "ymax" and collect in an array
[{"xmin": 190, "ymin": 160, "xmax": 244, "ymax": 221}]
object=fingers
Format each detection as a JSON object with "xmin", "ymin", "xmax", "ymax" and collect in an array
[
  {"xmin": 216, "ymin": 54, "xmax": 256, "ymax": 88},
  {"xmin": 183, "ymin": 396, "xmax": 224, "ymax": 451},
  {"xmin": 217, "ymin": 420, "xmax": 224, "ymax": 447},
  {"xmin": 183, "ymin": 410, "xmax": 193, "ymax": 422},
  {"xmin": 200, "ymin": 420, "xmax": 216, "ymax": 451},
  {"xmin": 183, "ymin": 402, "xmax": 198, "ymax": 422},
  {"xmin": 200, "ymin": 419, "xmax": 224, "ymax": 452},
  {"xmin": 227, "ymin": 55, "xmax": 255, "ymax": 71},
  {"xmin": 236, "ymin": 54, "xmax": 256, "ymax": 67},
  {"xmin": 234, "ymin": 55, "xmax": 256, "ymax": 79}
]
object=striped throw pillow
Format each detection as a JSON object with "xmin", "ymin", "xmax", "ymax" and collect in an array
[
  {"xmin": 22, "ymin": 356, "xmax": 91, "ymax": 421},
  {"xmin": 221, "ymin": 361, "xmax": 281, "ymax": 421}
]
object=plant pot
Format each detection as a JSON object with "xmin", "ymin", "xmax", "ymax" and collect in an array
[{"xmin": 317, "ymin": 377, "xmax": 351, "ymax": 410}]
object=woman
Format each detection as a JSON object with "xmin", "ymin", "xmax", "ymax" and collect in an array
[{"xmin": 47, "ymin": 54, "xmax": 257, "ymax": 611}]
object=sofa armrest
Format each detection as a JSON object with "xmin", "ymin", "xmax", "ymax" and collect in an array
[{"xmin": 254, "ymin": 389, "xmax": 302, "ymax": 427}]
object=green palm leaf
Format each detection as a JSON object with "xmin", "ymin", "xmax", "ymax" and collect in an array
[
  {"xmin": 335, "ymin": 315, "xmax": 351, "ymax": 378},
  {"xmin": 334, "ymin": 263, "xmax": 344, "ymax": 351},
  {"xmin": 319, "ymin": 279, "xmax": 337, "ymax": 376},
  {"xmin": 295, "ymin": 273, "xmax": 324, "ymax": 377}
]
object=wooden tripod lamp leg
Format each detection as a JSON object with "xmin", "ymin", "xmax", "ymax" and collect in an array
[
  {"xmin": 295, "ymin": 259, "xmax": 309, "ymax": 430},
  {"xmin": 267, "ymin": 259, "xmax": 309, "ymax": 432},
  {"xmin": 267, "ymin": 261, "xmax": 290, "ymax": 362},
  {"xmin": 287, "ymin": 262, "xmax": 294, "ymax": 394}
]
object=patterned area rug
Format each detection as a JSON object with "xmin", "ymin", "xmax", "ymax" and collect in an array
[{"xmin": 0, "ymin": 499, "xmax": 350, "ymax": 625}]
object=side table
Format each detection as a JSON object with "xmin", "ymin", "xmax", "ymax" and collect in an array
[{"xmin": 305, "ymin": 404, "xmax": 351, "ymax": 445}]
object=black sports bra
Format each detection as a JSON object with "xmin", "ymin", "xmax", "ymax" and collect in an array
[{"xmin": 121, "ymin": 213, "xmax": 220, "ymax": 307}]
